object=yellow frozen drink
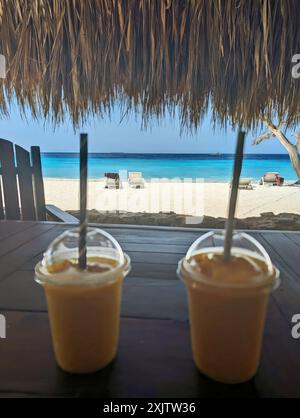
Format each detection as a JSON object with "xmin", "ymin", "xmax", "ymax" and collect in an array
[
  {"xmin": 35, "ymin": 227, "xmax": 130, "ymax": 374},
  {"xmin": 178, "ymin": 231, "xmax": 279, "ymax": 384}
]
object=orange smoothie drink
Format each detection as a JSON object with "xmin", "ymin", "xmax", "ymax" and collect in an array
[
  {"xmin": 178, "ymin": 231, "xmax": 280, "ymax": 384},
  {"xmin": 35, "ymin": 227, "xmax": 130, "ymax": 374}
]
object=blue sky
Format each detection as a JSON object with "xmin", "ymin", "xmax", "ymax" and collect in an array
[{"xmin": 0, "ymin": 102, "xmax": 294, "ymax": 154}]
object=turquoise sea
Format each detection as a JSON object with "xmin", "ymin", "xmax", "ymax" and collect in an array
[{"xmin": 41, "ymin": 153, "xmax": 297, "ymax": 182}]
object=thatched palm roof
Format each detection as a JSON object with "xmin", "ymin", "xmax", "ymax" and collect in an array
[{"xmin": 0, "ymin": 0, "xmax": 300, "ymax": 129}]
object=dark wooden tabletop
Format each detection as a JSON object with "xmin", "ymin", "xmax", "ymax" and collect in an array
[{"xmin": 0, "ymin": 221, "xmax": 300, "ymax": 398}]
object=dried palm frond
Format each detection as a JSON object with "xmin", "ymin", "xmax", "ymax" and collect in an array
[{"xmin": 0, "ymin": 0, "xmax": 299, "ymax": 130}]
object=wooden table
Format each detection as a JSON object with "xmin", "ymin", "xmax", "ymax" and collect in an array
[{"xmin": 0, "ymin": 221, "xmax": 300, "ymax": 398}]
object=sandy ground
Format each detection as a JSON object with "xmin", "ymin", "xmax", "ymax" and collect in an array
[{"xmin": 44, "ymin": 178, "xmax": 300, "ymax": 219}]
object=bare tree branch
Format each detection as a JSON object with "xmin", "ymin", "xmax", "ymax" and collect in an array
[
  {"xmin": 295, "ymin": 130, "xmax": 300, "ymax": 151},
  {"xmin": 252, "ymin": 130, "xmax": 272, "ymax": 145},
  {"xmin": 264, "ymin": 119, "xmax": 295, "ymax": 149},
  {"xmin": 278, "ymin": 120, "xmax": 287, "ymax": 131},
  {"xmin": 261, "ymin": 119, "xmax": 300, "ymax": 180}
]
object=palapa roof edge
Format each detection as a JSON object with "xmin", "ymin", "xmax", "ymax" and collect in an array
[{"xmin": 0, "ymin": 0, "xmax": 300, "ymax": 130}]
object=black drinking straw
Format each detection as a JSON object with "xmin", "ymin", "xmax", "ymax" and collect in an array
[
  {"xmin": 224, "ymin": 131, "xmax": 245, "ymax": 261},
  {"xmin": 79, "ymin": 133, "xmax": 88, "ymax": 270}
]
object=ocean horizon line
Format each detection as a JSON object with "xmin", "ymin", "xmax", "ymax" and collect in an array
[{"xmin": 41, "ymin": 152, "xmax": 289, "ymax": 159}]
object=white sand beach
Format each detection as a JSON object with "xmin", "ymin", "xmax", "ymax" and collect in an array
[{"xmin": 44, "ymin": 178, "xmax": 300, "ymax": 220}]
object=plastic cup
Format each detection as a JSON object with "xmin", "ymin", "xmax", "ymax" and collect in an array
[
  {"xmin": 35, "ymin": 227, "xmax": 131, "ymax": 374},
  {"xmin": 177, "ymin": 231, "xmax": 280, "ymax": 384}
]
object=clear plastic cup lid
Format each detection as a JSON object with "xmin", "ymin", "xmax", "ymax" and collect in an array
[
  {"xmin": 38, "ymin": 227, "xmax": 126, "ymax": 278},
  {"xmin": 185, "ymin": 231, "xmax": 273, "ymax": 272},
  {"xmin": 180, "ymin": 231, "xmax": 280, "ymax": 289}
]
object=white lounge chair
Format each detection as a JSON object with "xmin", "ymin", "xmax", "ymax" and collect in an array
[
  {"xmin": 128, "ymin": 172, "xmax": 145, "ymax": 188},
  {"xmin": 238, "ymin": 178, "xmax": 253, "ymax": 189},
  {"xmin": 259, "ymin": 172, "xmax": 284, "ymax": 186},
  {"xmin": 104, "ymin": 172, "xmax": 122, "ymax": 189}
]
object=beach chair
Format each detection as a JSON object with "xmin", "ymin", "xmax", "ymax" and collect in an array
[
  {"xmin": 238, "ymin": 178, "xmax": 253, "ymax": 190},
  {"xmin": 0, "ymin": 138, "xmax": 78, "ymax": 222},
  {"xmin": 128, "ymin": 172, "xmax": 145, "ymax": 189},
  {"xmin": 104, "ymin": 172, "xmax": 121, "ymax": 189},
  {"xmin": 259, "ymin": 172, "xmax": 284, "ymax": 186}
]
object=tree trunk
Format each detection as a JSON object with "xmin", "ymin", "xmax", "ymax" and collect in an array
[
  {"xmin": 286, "ymin": 145, "xmax": 300, "ymax": 181},
  {"xmin": 264, "ymin": 120, "xmax": 300, "ymax": 182}
]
